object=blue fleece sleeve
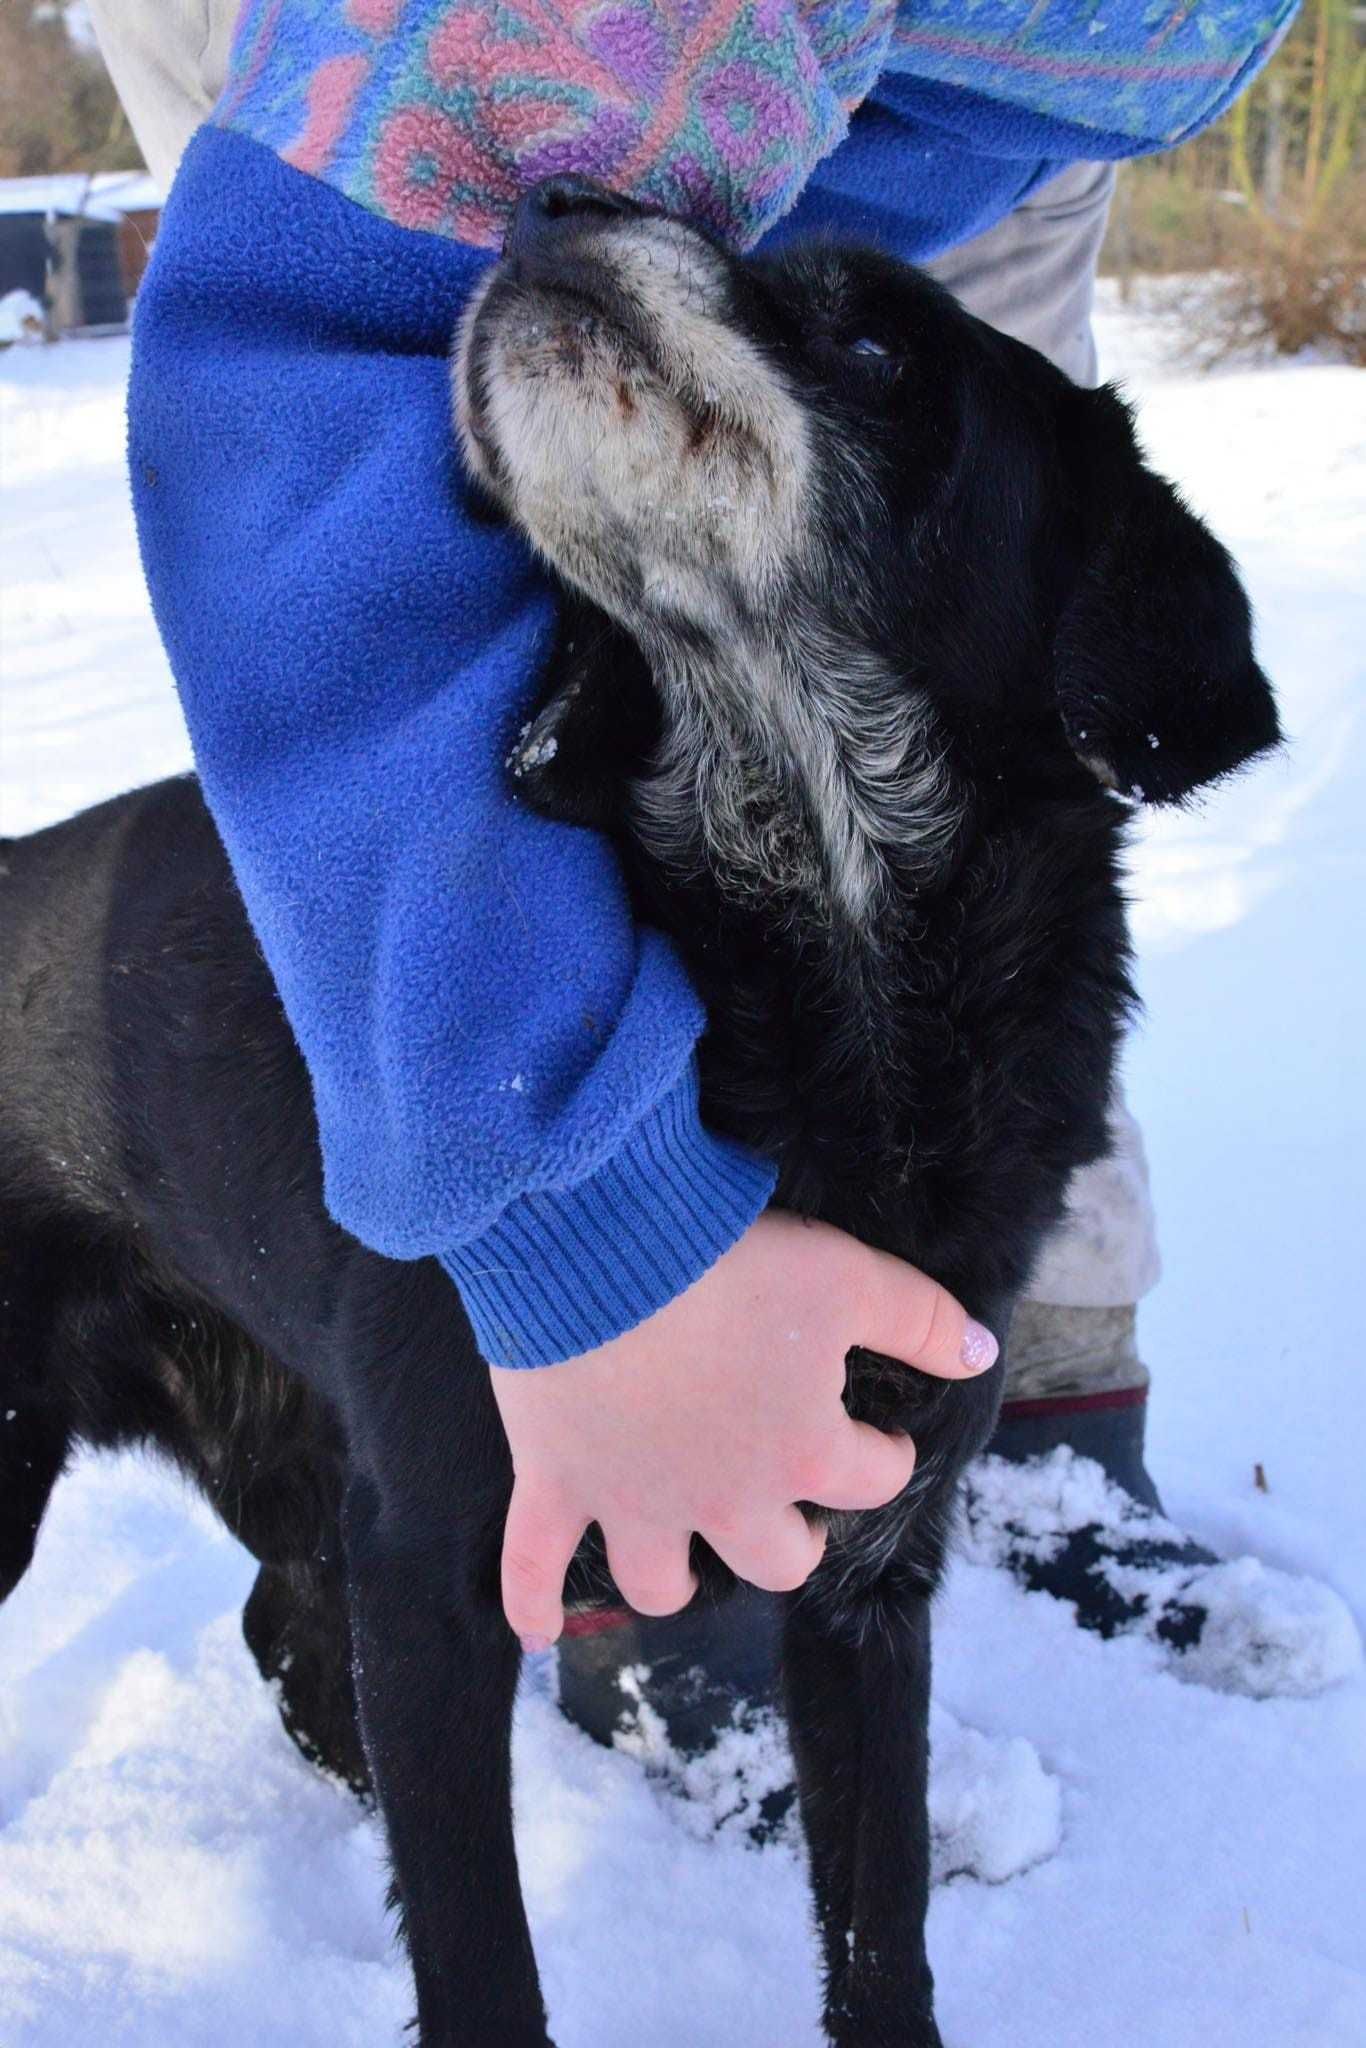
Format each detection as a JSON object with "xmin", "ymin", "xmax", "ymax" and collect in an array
[{"xmin": 129, "ymin": 125, "xmax": 776, "ymax": 1366}]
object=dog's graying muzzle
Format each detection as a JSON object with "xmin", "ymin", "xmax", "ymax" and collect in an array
[{"xmin": 502, "ymin": 175, "xmax": 646, "ymax": 264}]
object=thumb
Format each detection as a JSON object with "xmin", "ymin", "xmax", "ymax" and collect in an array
[{"xmin": 848, "ymin": 1245, "xmax": 998, "ymax": 1380}]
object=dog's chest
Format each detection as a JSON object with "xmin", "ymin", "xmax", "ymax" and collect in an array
[
  {"xmin": 630, "ymin": 785, "xmax": 1134, "ymax": 1308},
  {"xmin": 628, "ymin": 638, "xmax": 961, "ymax": 933}
]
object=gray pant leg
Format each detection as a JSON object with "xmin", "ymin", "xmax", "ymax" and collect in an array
[
  {"xmin": 927, "ymin": 163, "xmax": 1159, "ymax": 1399},
  {"xmin": 923, "ymin": 159, "xmax": 1115, "ymax": 389}
]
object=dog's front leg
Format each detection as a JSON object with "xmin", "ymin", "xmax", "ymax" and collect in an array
[
  {"xmin": 342, "ymin": 1468, "xmax": 552, "ymax": 2046},
  {"xmin": 334, "ymin": 1267, "xmax": 554, "ymax": 2047},
  {"xmin": 784, "ymin": 1577, "xmax": 943, "ymax": 2048}
]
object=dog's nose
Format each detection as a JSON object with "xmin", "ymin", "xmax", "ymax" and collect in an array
[{"xmin": 503, "ymin": 176, "xmax": 639, "ymax": 261}]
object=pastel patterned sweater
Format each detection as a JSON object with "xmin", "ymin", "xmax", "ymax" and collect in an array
[
  {"xmin": 219, "ymin": 0, "xmax": 1295, "ymax": 250},
  {"xmin": 128, "ymin": 1, "xmax": 1293, "ymax": 1365}
]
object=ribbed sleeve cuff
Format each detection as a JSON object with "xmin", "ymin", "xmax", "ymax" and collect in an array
[{"xmin": 438, "ymin": 1068, "xmax": 777, "ymax": 1367}]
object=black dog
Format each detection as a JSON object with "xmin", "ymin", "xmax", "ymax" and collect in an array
[{"xmin": 0, "ymin": 179, "xmax": 1279, "ymax": 2045}]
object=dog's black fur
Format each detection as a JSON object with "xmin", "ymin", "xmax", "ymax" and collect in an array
[{"xmin": 0, "ymin": 190, "xmax": 1278, "ymax": 2045}]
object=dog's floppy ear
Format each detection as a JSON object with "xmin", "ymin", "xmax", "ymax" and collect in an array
[{"xmin": 1053, "ymin": 386, "xmax": 1282, "ymax": 804}]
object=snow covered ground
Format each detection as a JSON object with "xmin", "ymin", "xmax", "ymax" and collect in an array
[{"xmin": 2, "ymin": 289, "xmax": 1364, "ymax": 2046}]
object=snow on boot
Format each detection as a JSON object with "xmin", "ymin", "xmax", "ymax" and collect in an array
[
  {"xmin": 968, "ymin": 1412, "xmax": 1360, "ymax": 1698},
  {"xmin": 555, "ymin": 1587, "xmax": 794, "ymax": 1841}
]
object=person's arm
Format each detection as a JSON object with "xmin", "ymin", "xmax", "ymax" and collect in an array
[
  {"xmin": 117, "ymin": 5, "xmax": 1003, "ymax": 1642},
  {"xmin": 136, "ymin": 149, "xmax": 999, "ymax": 1631}
]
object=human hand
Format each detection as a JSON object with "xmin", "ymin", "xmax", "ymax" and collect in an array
[{"xmin": 488, "ymin": 1211, "xmax": 998, "ymax": 1647}]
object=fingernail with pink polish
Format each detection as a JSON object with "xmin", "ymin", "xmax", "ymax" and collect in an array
[
  {"xmin": 519, "ymin": 1633, "xmax": 553, "ymax": 1656},
  {"xmin": 961, "ymin": 1320, "xmax": 999, "ymax": 1373}
]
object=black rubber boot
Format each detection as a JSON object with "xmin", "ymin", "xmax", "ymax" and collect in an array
[{"xmin": 556, "ymin": 1583, "xmax": 782, "ymax": 1755}]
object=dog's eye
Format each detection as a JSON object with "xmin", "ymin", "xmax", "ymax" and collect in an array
[{"xmin": 808, "ymin": 330, "xmax": 899, "ymax": 375}]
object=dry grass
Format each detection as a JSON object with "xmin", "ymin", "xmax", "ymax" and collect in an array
[{"xmin": 1103, "ymin": 167, "xmax": 1365, "ymax": 367}]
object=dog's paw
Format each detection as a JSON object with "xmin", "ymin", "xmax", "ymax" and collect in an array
[{"xmin": 507, "ymin": 679, "xmax": 614, "ymax": 828}]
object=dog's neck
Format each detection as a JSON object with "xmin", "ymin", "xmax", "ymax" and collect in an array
[{"xmin": 630, "ymin": 617, "xmax": 962, "ymax": 936}]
